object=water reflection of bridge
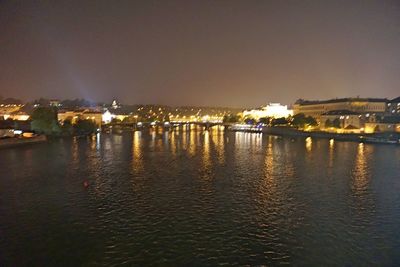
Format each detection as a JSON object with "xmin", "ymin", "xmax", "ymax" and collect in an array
[
  {"xmin": 103, "ymin": 121, "xmax": 228, "ymax": 131},
  {"xmin": 169, "ymin": 121, "xmax": 225, "ymax": 130}
]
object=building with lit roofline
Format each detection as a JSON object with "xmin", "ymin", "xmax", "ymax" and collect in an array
[
  {"xmin": 293, "ymin": 97, "xmax": 387, "ymax": 120},
  {"xmin": 242, "ymin": 103, "xmax": 293, "ymax": 120},
  {"xmin": 387, "ymin": 96, "xmax": 400, "ymax": 115}
]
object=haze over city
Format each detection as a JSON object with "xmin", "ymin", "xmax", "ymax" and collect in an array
[
  {"xmin": 1, "ymin": 0, "xmax": 399, "ymax": 107},
  {"xmin": 2, "ymin": 1, "xmax": 400, "ymax": 266}
]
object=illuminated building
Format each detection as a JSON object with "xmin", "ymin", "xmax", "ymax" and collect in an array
[
  {"xmin": 242, "ymin": 103, "xmax": 293, "ymax": 120},
  {"xmin": 8, "ymin": 111, "xmax": 30, "ymax": 121},
  {"xmin": 114, "ymin": 114, "xmax": 129, "ymax": 121},
  {"xmin": 0, "ymin": 104, "xmax": 25, "ymax": 121},
  {"xmin": 364, "ymin": 122, "xmax": 400, "ymax": 133},
  {"xmin": 102, "ymin": 110, "xmax": 114, "ymax": 124},
  {"xmin": 201, "ymin": 115, "xmax": 223, "ymax": 123},
  {"xmin": 363, "ymin": 113, "xmax": 400, "ymax": 133},
  {"xmin": 320, "ymin": 110, "xmax": 363, "ymax": 130},
  {"xmin": 101, "ymin": 110, "xmax": 130, "ymax": 124},
  {"xmin": 0, "ymin": 122, "xmax": 15, "ymax": 138},
  {"xmin": 111, "ymin": 100, "xmax": 120, "ymax": 109},
  {"xmin": 387, "ymin": 96, "xmax": 400, "ymax": 115},
  {"xmin": 0, "ymin": 104, "xmax": 23, "ymax": 115},
  {"xmin": 265, "ymin": 103, "xmax": 293, "ymax": 118},
  {"xmin": 58, "ymin": 109, "xmax": 103, "ymax": 127},
  {"xmin": 49, "ymin": 99, "xmax": 61, "ymax": 107},
  {"xmin": 293, "ymin": 98, "xmax": 387, "ymax": 120}
]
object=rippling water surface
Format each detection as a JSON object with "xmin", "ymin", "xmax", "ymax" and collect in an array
[{"xmin": 1, "ymin": 126, "xmax": 400, "ymax": 266}]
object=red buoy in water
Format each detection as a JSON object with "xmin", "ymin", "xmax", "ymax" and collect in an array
[{"xmin": 83, "ymin": 181, "xmax": 89, "ymax": 188}]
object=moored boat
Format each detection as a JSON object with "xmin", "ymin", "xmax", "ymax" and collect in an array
[{"xmin": 361, "ymin": 137, "xmax": 400, "ymax": 145}]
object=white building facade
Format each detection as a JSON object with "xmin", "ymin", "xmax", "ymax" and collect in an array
[{"xmin": 243, "ymin": 103, "xmax": 293, "ymax": 120}]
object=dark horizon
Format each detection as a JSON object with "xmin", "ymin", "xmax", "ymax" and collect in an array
[
  {"xmin": 2, "ymin": 94, "xmax": 399, "ymax": 110},
  {"xmin": 1, "ymin": 0, "xmax": 399, "ymax": 107}
]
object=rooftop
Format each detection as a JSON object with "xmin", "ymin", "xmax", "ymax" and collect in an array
[
  {"xmin": 321, "ymin": 110, "xmax": 360, "ymax": 116},
  {"xmin": 58, "ymin": 109, "xmax": 102, "ymax": 114},
  {"xmin": 295, "ymin": 97, "xmax": 387, "ymax": 106},
  {"xmin": 389, "ymin": 96, "xmax": 400, "ymax": 103}
]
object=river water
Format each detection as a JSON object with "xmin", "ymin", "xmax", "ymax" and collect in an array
[{"xmin": 1, "ymin": 126, "xmax": 400, "ymax": 266}]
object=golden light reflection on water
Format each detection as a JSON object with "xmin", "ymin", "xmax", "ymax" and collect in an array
[
  {"xmin": 235, "ymin": 131, "xmax": 250, "ymax": 147},
  {"xmin": 264, "ymin": 137, "xmax": 295, "ymax": 179},
  {"xmin": 156, "ymin": 134, "xmax": 163, "ymax": 151},
  {"xmin": 104, "ymin": 134, "xmax": 112, "ymax": 152},
  {"xmin": 88, "ymin": 135, "xmax": 100, "ymax": 159},
  {"xmin": 182, "ymin": 124, "xmax": 188, "ymax": 133},
  {"xmin": 181, "ymin": 128, "xmax": 187, "ymax": 149},
  {"xmin": 252, "ymin": 133, "xmax": 263, "ymax": 151},
  {"xmin": 163, "ymin": 130, "xmax": 169, "ymax": 150},
  {"xmin": 305, "ymin": 136, "xmax": 312, "ymax": 152},
  {"xmin": 71, "ymin": 136, "xmax": 79, "ymax": 168},
  {"xmin": 328, "ymin": 139, "xmax": 335, "ymax": 168},
  {"xmin": 111, "ymin": 134, "xmax": 123, "ymax": 156},
  {"xmin": 234, "ymin": 132, "xmax": 241, "ymax": 146},
  {"xmin": 90, "ymin": 134, "xmax": 97, "ymax": 151},
  {"xmin": 352, "ymin": 143, "xmax": 370, "ymax": 192},
  {"xmin": 132, "ymin": 131, "xmax": 144, "ymax": 174},
  {"xmin": 329, "ymin": 138, "xmax": 334, "ymax": 148},
  {"xmin": 170, "ymin": 130, "xmax": 177, "ymax": 156},
  {"xmin": 157, "ymin": 126, "xmax": 163, "ymax": 135},
  {"xmin": 146, "ymin": 127, "xmax": 163, "ymax": 151},
  {"xmin": 86, "ymin": 135, "xmax": 102, "ymax": 195},
  {"xmin": 149, "ymin": 128, "xmax": 156, "ymax": 150},
  {"xmin": 188, "ymin": 127, "xmax": 197, "ymax": 156},
  {"xmin": 263, "ymin": 141, "xmax": 277, "ymax": 189},
  {"xmin": 213, "ymin": 127, "xmax": 225, "ymax": 165},
  {"xmin": 198, "ymin": 130, "xmax": 213, "ymax": 194},
  {"xmin": 202, "ymin": 130, "xmax": 211, "ymax": 171}
]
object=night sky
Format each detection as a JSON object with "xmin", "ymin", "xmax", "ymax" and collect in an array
[{"xmin": 1, "ymin": 0, "xmax": 399, "ymax": 107}]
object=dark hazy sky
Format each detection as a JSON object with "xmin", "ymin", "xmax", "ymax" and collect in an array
[{"xmin": 1, "ymin": 0, "xmax": 399, "ymax": 107}]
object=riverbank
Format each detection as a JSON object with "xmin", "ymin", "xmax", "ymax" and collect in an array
[
  {"xmin": 0, "ymin": 135, "xmax": 47, "ymax": 149},
  {"xmin": 229, "ymin": 125, "xmax": 400, "ymax": 144}
]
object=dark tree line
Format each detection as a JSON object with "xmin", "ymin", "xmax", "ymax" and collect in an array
[
  {"xmin": 241, "ymin": 113, "xmax": 317, "ymax": 128},
  {"xmin": 31, "ymin": 107, "xmax": 97, "ymax": 136},
  {"xmin": 0, "ymin": 96, "xmax": 23, "ymax": 104},
  {"xmin": 291, "ymin": 113, "xmax": 317, "ymax": 128},
  {"xmin": 324, "ymin": 118, "xmax": 341, "ymax": 128},
  {"xmin": 223, "ymin": 114, "xmax": 240, "ymax": 123}
]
